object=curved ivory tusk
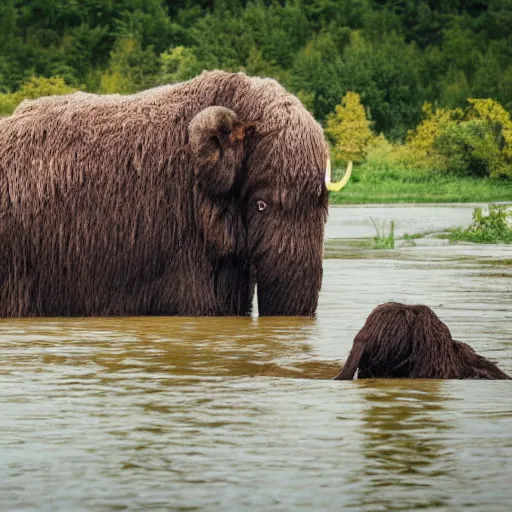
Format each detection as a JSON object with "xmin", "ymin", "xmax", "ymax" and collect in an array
[{"xmin": 325, "ymin": 159, "xmax": 352, "ymax": 192}]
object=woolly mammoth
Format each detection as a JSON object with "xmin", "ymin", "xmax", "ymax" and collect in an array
[
  {"xmin": 0, "ymin": 71, "xmax": 346, "ymax": 317},
  {"xmin": 335, "ymin": 303, "xmax": 511, "ymax": 380}
]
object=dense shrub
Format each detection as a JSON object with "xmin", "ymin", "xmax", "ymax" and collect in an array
[
  {"xmin": 449, "ymin": 205, "xmax": 512, "ymax": 243},
  {"xmin": 389, "ymin": 99, "xmax": 512, "ymax": 179},
  {"xmin": 0, "ymin": 76, "xmax": 76, "ymax": 116},
  {"xmin": 467, "ymin": 98, "xmax": 512, "ymax": 179},
  {"xmin": 434, "ymin": 120, "xmax": 503, "ymax": 177}
]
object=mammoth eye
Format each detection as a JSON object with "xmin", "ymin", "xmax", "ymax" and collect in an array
[{"xmin": 256, "ymin": 200, "xmax": 267, "ymax": 212}]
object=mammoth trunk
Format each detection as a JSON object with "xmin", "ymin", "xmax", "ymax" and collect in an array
[
  {"xmin": 249, "ymin": 204, "xmax": 327, "ymax": 317},
  {"xmin": 255, "ymin": 251, "xmax": 323, "ymax": 316}
]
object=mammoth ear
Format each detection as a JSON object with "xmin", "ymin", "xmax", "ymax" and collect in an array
[{"xmin": 188, "ymin": 106, "xmax": 247, "ymax": 196}]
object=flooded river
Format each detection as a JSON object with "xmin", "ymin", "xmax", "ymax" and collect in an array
[{"xmin": 1, "ymin": 204, "xmax": 511, "ymax": 511}]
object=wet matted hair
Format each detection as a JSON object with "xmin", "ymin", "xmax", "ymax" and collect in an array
[{"xmin": 335, "ymin": 302, "xmax": 510, "ymax": 380}]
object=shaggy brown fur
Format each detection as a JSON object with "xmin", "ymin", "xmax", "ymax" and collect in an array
[
  {"xmin": 0, "ymin": 71, "xmax": 328, "ymax": 317},
  {"xmin": 335, "ymin": 303, "xmax": 511, "ymax": 380}
]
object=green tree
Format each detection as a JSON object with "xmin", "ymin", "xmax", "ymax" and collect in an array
[
  {"xmin": 160, "ymin": 46, "xmax": 201, "ymax": 83},
  {"xmin": 99, "ymin": 36, "xmax": 160, "ymax": 93},
  {"xmin": 435, "ymin": 120, "xmax": 504, "ymax": 177},
  {"xmin": 243, "ymin": 46, "xmax": 286, "ymax": 81},
  {"xmin": 336, "ymin": 31, "xmax": 426, "ymax": 139},
  {"xmin": 1, "ymin": 0, "xmax": 512, "ymax": 147},
  {"xmin": 325, "ymin": 91, "xmax": 374, "ymax": 163},
  {"xmin": 290, "ymin": 32, "xmax": 346, "ymax": 120},
  {"xmin": 405, "ymin": 98, "xmax": 512, "ymax": 179}
]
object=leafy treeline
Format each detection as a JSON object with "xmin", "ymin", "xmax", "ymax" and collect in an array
[
  {"xmin": 1, "ymin": 0, "xmax": 512, "ymax": 142},
  {"xmin": 327, "ymin": 92, "xmax": 512, "ymax": 179}
]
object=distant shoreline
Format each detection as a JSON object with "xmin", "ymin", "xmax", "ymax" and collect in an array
[{"xmin": 328, "ymin": 165, "xmax": 512, "ymax": 205}]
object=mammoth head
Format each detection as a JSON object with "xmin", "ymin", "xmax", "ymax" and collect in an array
[
  {"xmin": 188, "ymin": 106, "xmax": 251, "ymax": 196},
  {"xmin": 188, "ymin": 102, "xmax": 328, "ymax": 317}
]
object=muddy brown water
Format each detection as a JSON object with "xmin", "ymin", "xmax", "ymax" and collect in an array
[{"xmin": 1, "ymin": 204, "xmax": 511, "ymax": 511}]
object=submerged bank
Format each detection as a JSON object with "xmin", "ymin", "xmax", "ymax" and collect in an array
[{"xmin": 324, "ymin": 204, "xmax": 512, "ymax": 261}]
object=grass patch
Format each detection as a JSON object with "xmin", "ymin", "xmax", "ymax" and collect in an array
[
  {"xmin": 478, "ymin": 259, "xmax": 512, "ymax": 266},
  {"xmin": 370, "ymin": 218, "xmax": 395, "ymax": 249},
  {"xmin": 402, "ymin": 232, "xmax": 425, "ymax": 240},
  {"xmin": 448, "ymin": 204, "xmax": 512, "ymax": 243},
  {"xmin": 329, "ymin": 160, "xmax": 512, "ymax": 204}
]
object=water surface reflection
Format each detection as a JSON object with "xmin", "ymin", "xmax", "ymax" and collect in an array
[
  {"xmin": 1, "ymin": 316, "xmax": 340, "ymax": 382},
  {"xmin": 354, "ymin": 380, "xmax": 453, "ymax": 511}
]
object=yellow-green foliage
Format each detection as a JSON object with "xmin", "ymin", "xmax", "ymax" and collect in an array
[
  {"xmin": 325, "ymin": 91, "xmax": 374, "ymax": 163},
  {"xmin": 0, "ymin": 94, "xmax": 17, "ymax": 116},
  {"xmin": 466, "ymin": 98, "xmax": 512, "ymax": 178},
  {"xmin": 0, "ymin": 76, "xmax": 76, "ymax": 116},
  {"xmin": 160, "ymin": 46, "xmax": 201, "ymax": 84},
  {"xmin": 99, "ymin": 37, "xmax": 141, "ymax": 94},
  {"xmin": 365, "ymin": 133, "xmax": 424, "ymax": 173},
  {"xmin": 403, "ymin": 103, "xmax": 463, "ymax": 170},
  {"xmin": 400, "ymin": 99, "xmax": 512, "ymax": 178},
  {"xmin": 99, "ymin": 37, "xmax": 160, "ymax": 94}
]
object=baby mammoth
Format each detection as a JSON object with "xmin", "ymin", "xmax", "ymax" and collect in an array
[{"xmin": 335, "ymin": 302, "xmax": 510, "ymax": 380}]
